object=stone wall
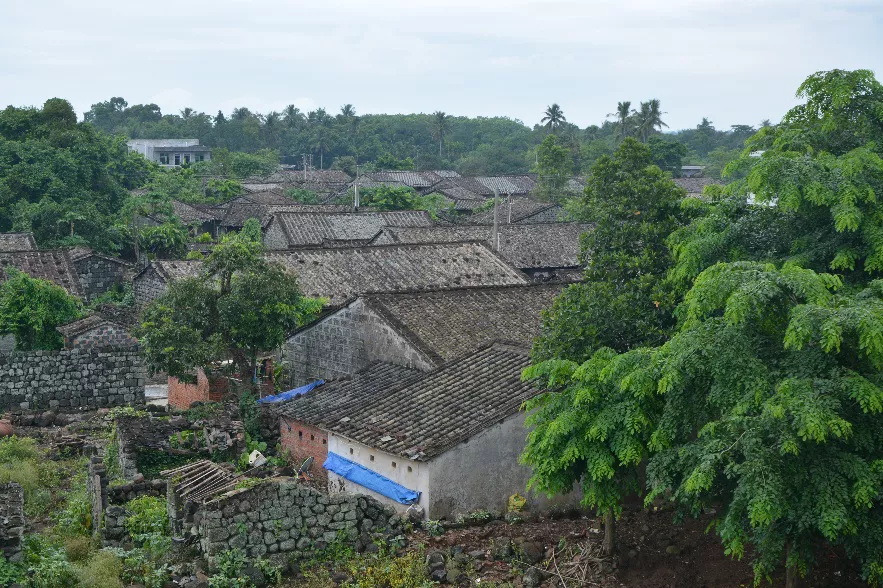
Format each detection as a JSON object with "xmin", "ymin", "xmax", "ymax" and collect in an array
[
  {"xmin": 134, "ymin": 267, "xmax": 168, "ymax": 309},
  {"xmin": 0, "ymin": 483, "xmax": 24, "ymax": 562},
  {"xmin": 263, "ymin": 218, "xmax": 289, "ymax": 250},
  {"xmin": 0, "ymin": 348, "xmax": 146, "ymax": 412},
  {"xmin": 73, "ymin": 255, "xmax": 131, "ymax": 302},
  {"xmin": 194, "ymin": 479, "xmax": 401, "ymax": 564},
  {"xmin": 68, "ymin": 323, "xmax": 138, "ymax": 350},
  {"xmin": 284, "ymin": 299, "xmax": 434, "ymax": 387}
]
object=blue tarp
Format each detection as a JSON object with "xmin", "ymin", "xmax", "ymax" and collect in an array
[
  {"xmin": 323, "ymin": 452, "xmax": 420, "ymax": 504},
  {"xmin": 257, "ymin": 380, "xmax": 324, "ymax": 404}
]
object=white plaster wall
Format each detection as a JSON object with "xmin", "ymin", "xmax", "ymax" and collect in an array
[
  {"xmin": 427, "ymin": 412, "xmax": 581, "ymax": 519},
  {"xmin": 326, "ymin": 434, "xmax": 429, "ymax": 514}
]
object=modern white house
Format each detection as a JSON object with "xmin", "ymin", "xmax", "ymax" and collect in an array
[{"xmin": 127, "ymin": 139, "xmax": 212, "ymax": 167}]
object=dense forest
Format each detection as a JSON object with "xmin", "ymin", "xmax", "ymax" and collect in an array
[{"xmin": 83, "ymin": 97, "xmax": 764, "ymax": 178}]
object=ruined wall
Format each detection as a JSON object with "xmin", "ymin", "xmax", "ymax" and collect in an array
[
  {"xmin": 167, "ymin": 370, "xmax": 230, "ymax": 410},
  {"xmin": 0, "ymin": 348, "xmax": 145, "ymax": 412},
  {"xmin": 73, "ymin": 255, "xmax": 130, "ymax": 302},
  {"xmin": 284, "ymin": 300, "xmax": 434, "ymax": 387},
  {"xmin": 279, "ymin": 417, "xmax": 328, "ymax": 485},
  {"xmin": 195, "ymin": 479, "xmax": 401, "ymax": 563},
  {"xmin": 0, "ymin": 483, "xmax": 24, "ymax": 562}
]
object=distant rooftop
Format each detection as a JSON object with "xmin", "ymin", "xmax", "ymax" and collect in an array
[
  {"xmin": 0, "ymin": 250, "xmax": 83, "ymax": 297},
  {"xmin": 0, "ymin": 233, "xmax": 37, "ymax": 252}
]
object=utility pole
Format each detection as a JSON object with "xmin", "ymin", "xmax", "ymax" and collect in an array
[
  {"xmin": 354, "ymin": 165, "xmax": 360, "ymax": 211},
  {"xmin": 302, "ymin": 154, "xmax": 307, "ymax": 181},
  {"xmin": 492, "ymin": 189, "xmax": 500, "ymax": 252}
]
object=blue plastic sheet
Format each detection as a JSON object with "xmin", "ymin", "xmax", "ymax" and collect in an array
[
  {"xmin": 257, "ymin": 380, "xmax": 324, "ymax": 404},
  {"xmin": 323, "ymin": 452, "xmax": 420, "ymax": 504}
]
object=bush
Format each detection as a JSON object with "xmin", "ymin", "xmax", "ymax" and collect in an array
[
  {"xmin": 125, "ymin": 496, "xmax": 169, "ymax": 540},
  {"xmin": 0, "ymin": 437, "xmax": 62, "ymax": 518},
  {"xmin": 346, "ymin": 550, "xmax": 429, "ymax": 588},
  {"xmin": 24, "ymin": 545, "xmax": 77, "ymax": 588},
  {"xmin": 53, "ymin": 470, "xmax": 92, "ymax": 536},
  {"xmin": 76, "ymin": 551, "xmax": 122, "ymax": 588},
  {"xmin": 0, "ymin": 555, "xmax": 23, "ymax": 586},
  {"xmin": 63, "ymin": 535, "xmax": 93, "ymax": 563},
  {"xmin": 209, "ymin": 550, "xmax": 250, "ymax": 588}
]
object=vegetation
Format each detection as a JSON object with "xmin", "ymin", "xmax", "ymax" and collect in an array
[
  {"xmin": 0, "ymin": 270, "xmax": 83, "ymax": 351},
  {"xmin": 523, "ymin": 69, "xmax": 883, "ymax": 585}
]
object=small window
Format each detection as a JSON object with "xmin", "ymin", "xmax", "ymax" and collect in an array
[
  {"xmin": 197, "ymin": 154, "xmax": 204, "ymax": 162},
  {"xmin": 159, "ymin": 153, "xmax": 169, "ymax": 165},
  {"xmin": 310, "ymin": 434, "xmax": 315, "ymax": 441},
  {"xmin": 183, "ymin": 154, "xmax": 191, "ymax": 164},
  {"xmin": 322, "ymin": 439, "xmax": 326, "ymax": 445},
  {"xmin": 298, "ymin": 431, "xmax": 303, "ymax": 439},
  {"xmin": 370, "ymin": 455, "xmax": 375, "ymax": 462},
  {"xmin": 391, "ymin": 461, "xmax": 396, "ymax": 468},
  {"xmin": 407, "ymin": 466, "xmax": 412, "ymax": 473},
  {"xmin": 174, "ymin": 154, "xmax": 181, "ymax": 165},
  {"xmin": 349, "ymin": 448, "xmax": 354, "ymax": 455}
]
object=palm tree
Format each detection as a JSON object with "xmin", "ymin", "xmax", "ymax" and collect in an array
[
  {"xmin": 283, "ymin": 105, "xmax": 303, "ymax": 128},
  {"xmin": 340, "ymin": 104, "xmax": 356, "ymax": 119},
  {"xmin": 640, "ymin": 99, "xmax": 667, "ymax": 140},
  {"xmin": 432, "ymin": 111, "xmax": 449, "ymax": 158},
  {"xmin": 180, "ymin": 107, "xmax": 194, "ymax": 120},
  {"xmin": 263, "ymin": 111, "xmax": 281, "ymax": 148},
  {"xmin": 313, "ymin": 128, "xmax": 332, "ymax": 169},
  {"xmin": 541, "ymin": 104, "xmax": 566, "ymax": 133},
  {"xmin": 607, "ymin": 101, "xmax": 633, "ymax": 141}
]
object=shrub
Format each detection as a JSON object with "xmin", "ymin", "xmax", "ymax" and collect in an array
[
  {"xmin": 125, "ymin": 496, "xmax": 169, "ymax": 540},
  {"xmin": 63, "ymin": 535, "xmax": 93, "ymax": 563},
  {"xmin": 346, "ymin": 550, "xmax": 429, "ymax": 588},
  {"xmin": 24, "ymin": 546, "xmax": 77, "ymax": 588},
  {"xmin": 0, "ymin": 437, "xmax": 62, "ymax": 518},
  {"xmin": 185, "ymin": 250, "xmax": 205, "ymax": 261},
  {"xmin": 209, "ymin": 550, "xmax": 250, "ymax": 588},
  {"xmin": 0, "ymin": 555, "xmax": 23, "ymax": 586},
  {"xmin": 76, "ymin": 551, "xmax": 123, "ymax": 588}
]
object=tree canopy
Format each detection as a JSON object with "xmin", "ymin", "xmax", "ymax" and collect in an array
[{"xmin": 0, "ymin": 269, "xmax": 82, "ymax": 351}]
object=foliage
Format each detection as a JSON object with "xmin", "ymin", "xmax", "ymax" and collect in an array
[
  {"xmin": 209, "ymin": 549, "xmax": 251, "ymax": 588},
  {"xmin": 534, "ymin": 134, "xmax": 572, "ymax": 202},
  {"xmin": 63, "ymin": 536, "xmax": 93, "ymax": 563},
  {"xmin": 287, "ymin": 188, "xmax": 320, "ymax": 204},
  {"xmin": 103, "ymin": 546, "xmax": 169, "ymax": 588},
  {"xmin": 52, "ymin": 469, "xmax": 92, "ymax": 536},
  {"xmin": 124, "ymin": 496, "xmax": 170, "ymax": 540},
  {"xmin": 0, "ymin": 437, "xmax": 67, "ymax": 519},
  {"xmin": 0, "ymin": 555, "xmax": 23, "ymax": 586},
  {"xmin": 137, "ymin": 223, "xmax": 323, "ymax": 381},
  {"xmin": 134, "ymin": 449, "xmax": 195, "ymax": 481},
  {"xmin": 138, "ymin": 221, "xmax": 188, "ymax": 258},
  {"xmin": 344, "ymin": 548, "xmax": 429, "ymax": 588},
  {"xmin": 0, "ymin": 269, "xmax": 82, "ymax": 351},
  {"xmin": 22, "ymin": 540, "xmax": 77, "ymax": 588},
  {"xmin": 75, "ymin": 551, "xmax": 123, "ymax": 588},
  {"xmin": 647, "ymin": 136, "xmax": 687, "ymax": 176},
  {"xmin": 239, "ymin": 389, "xmax": 260, "ymax": 439}
]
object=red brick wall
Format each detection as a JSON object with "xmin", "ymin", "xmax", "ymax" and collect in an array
[
  {"xmin": 168, "ymin": 370, "xmax": 229, "ymax": 410},
  {"xmin": 280, "ymin": 417, "xmax": 328, "ymax": 485}
]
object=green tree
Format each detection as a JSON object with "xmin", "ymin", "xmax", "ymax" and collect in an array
[
  {"xmin": 647, "ymin": 136, "xmax": 687, "ymax": 176},
  {"xmin": 138, "ymin": 221, "xmax": 188, "ymax": 258},
  {"xmin": 541, "ymin": 104, "xmax": 566, "ymax": 133},
  {"xmin": 137, "ymin": 224, "xmax": 323, "ymax": 385},
  {"xmin": 360, "ymin": 185, "xmax": 418, "ymax": 210},
  {"xmin": 432, "ymin": 111, "xmax": 449, "ymax": 159},
  {"xmin": 608, "ymin": 101, "xmax": 633, "ymax": 141},
  {"xmin": 0, "ymin": 269, "xmax": 82, "ymax": 350},
  {"xmin": 534, "ymin": 134, "xmax": 571, "ymax": 202}
]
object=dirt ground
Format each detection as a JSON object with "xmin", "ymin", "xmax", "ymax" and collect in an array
[{"xmin": 411, "ymin": 506, "xmax": 865, "ymax": 588}]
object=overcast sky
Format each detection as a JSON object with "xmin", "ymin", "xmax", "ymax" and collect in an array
[{"xmin": 2, "ymin": 0, "xmax": 881, "ymax": 131}]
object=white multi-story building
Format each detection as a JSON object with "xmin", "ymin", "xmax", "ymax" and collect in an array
[{"xmin": 127, "ymin": 139, "xmax": 212, "ymax": 167}]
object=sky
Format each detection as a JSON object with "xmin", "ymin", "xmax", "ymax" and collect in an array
[{"xmin": 2, "ymin": 0, "xmax": 882, "ymax": 131}]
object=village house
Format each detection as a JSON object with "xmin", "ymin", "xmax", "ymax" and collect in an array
[
  {"xmin": 262, "ymin": 210, "xmax": 434, "ymax": 250},
  {"xmin": 67, "ymin": 247, "xmax": 133, "ymax": 302},
  {"xmin": 56, "ymin": 314, "xmax": 138, "ymax": 350},
  {"xmin": 673, "ymin": 176, "xmax": 724, "ymax": 198},
  {"xmin": 462, "ymin": 197, "xmax": 565, "ymax": 225},
  {"xmin": 283, "ymin": 283, "xmax": 560, "ymax": 386},
  {"xmin": 0, "ymin": 249, "xmax": 84, "ymax": 298},
  {"xmin": 127, "ymin": 139, "xmax": 212, "ymax": 167},
  {"xmin": 277, "ymin": 342, "xmax": 572, "ymax": 519},
  {"xmin": 0, "ymin": 232, "xmax": 37, "ymax": 252},
  {"xmin": 133, "ymin": 259, "xmax": 202, "ymax": 308},
  {"xmin": 371, "ymin": 222, "xmax": 588, "ymax": 281}
]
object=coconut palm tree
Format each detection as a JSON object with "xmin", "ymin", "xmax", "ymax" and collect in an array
[
  {"xmin": 313, "ymin": 128, "xmax": 332, "ymax": 169},
  {"xmin": 283, "ymin": 105, "xmax": 303, "ymax": 128},
  {"xmin": 180, "ymin": 107, "xmax": 194, "ymax": 120},
  {"xmin": 263, "ymin": 111, "xmax": 281, "ymax": 148},
  {"xmin": 634, "ymin": 99, "xmax": 667, "ymax": 141},
  {"xmin": 607, "ymin": 101, "xmax": 634, "ymax": 141},
  {"xmin": 541, "ymin": 104, "xmax": 566, "ymax": 133},
  {"xmin": 432, "ymin": 111, "xmax": 449, "ymax": 158},
  {"xmin": 340, "ymin": 104, "xmax": 356, "ymax": 119}
]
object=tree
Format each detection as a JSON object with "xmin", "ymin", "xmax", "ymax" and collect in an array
[
  {"xmin": 541, "ymin": 104, "xmax": 566, "ymax": 133},
  {"xmin": 138, "ymin": 221, "xmax": 188, "ymax": 259},
  {"xmin": 634, "ymin": 99, "xmax": 667, "ymax": 141},
  {"xmin": 432, "ymin": 111, "xmax": 449, "ymax": 158},
  {"xmin": 647, "ymin": 136, "xmax": 687, "ymax": 176},
  {"xmin": 525, "ymin": 139, "xmax": 690, "ymax": 553},
  {"xmin": 534, "ymin": 134, "xmax": 571, "ymax": 202},
  {"xmin": 527, "ymin": 70, "xmax": 883, "ymax": 584},
  {"xmin": 0, "ymin": 269, "xmax": 82, "ymax": 351},
  {"xmin": 360, "ymin": 185, "xmax": 418, "ymax": 210},
  {"xmin": 137, "ymin": 223, "xmax": 323, "ymax": 386},
  {"xmin": 608, "ymin": 101, "xmax": 633, "ymax": 141}
]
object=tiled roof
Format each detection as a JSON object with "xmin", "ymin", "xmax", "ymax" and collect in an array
[
  {"xmin": 360, "ymin": 284, "xmax": 562, "ymax": 364},
  {"xmin": 326, "ymin": 342, "xmax": 538, "ymax": 460},
  {"xmin": 54, "ymin": 314, "xmax": 133, "ymax": 339},
  {"xmin": 216, "ymin": 203, "xmax": 352, "ymax": 228},
  {"xmin": 66, "ymin": 247, "xmax": 132, "ymax": 266},
  {"xmin": 464, "ymin": 198, "xmax": 562, "ymax": 224},
  {"xmin": 172, "ymin": 201, "xmax": 221, "ymax": 224},
  {"xmin": 271, "ymin": 211, "xmax": 433, "ymax": 248},
  {"xmin": 265, "ymin": 241, "xmax": 528, "ymax": 305},
  {"xmin": 0, "ymin": 233, "xmax": 37, "ymax": 252},
  {"xmin": 241, "ymin": 191, "xmax": 297, "ymax": 206},
  {"xmin": 374, "ymin": 223, "xmax": 589, "ymax": 269},
  {"xmin": 473, "ymin": 175, "xmax": 537, "ymax": 195},
  {"xmin": 276, "ymin": 362, "xmax": 424, "ymax": 424},
  {"xmin": 674, "ymin": 177, "xmax": 723, "ymax": 195},
  {"xmin": 0, "ymin": 250, "xmax": 83, "ymax": 297},
  {"xmin": 242, "ymin": 183, "xmax": 283, "ymax": 192},
  {"xmin": 151, "ymin": 260, "xmax": 203, "ymax": 282}
]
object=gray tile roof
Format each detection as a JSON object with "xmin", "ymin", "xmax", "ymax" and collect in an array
[
  {"xmin": 172, "ymin": 201, "xmax": 221, "ymax": 224},
  {"xmin": 0, "ymin": 233, "xmax": 37, "ymax": 252},
  {"xmin": 325, "ymin": 342, "xmax": 537, "ymax": 461},
  {"xmin": 276, "ymin": 362, "xmax": 425, "ymax": 425},
  {"xmin": 66, "ymin": 247, "xmax": 132, "ymax": 267},
  {"xmin": 0, "ymin": 250, "xmax": 84, "ymax": 297},
  {"xmin": 373, "ymin": 223, "xmax": 589, "ymax": 269},
  {"xmin": 216, "ymin": 203, "xmax": 352, "ymax": 228},
  {"xmin": 241, "ymin": 191, "xmax": 299, "ymax": 206},
  {"xmin": 674, "ymin": 177, "xmax": 723, "ymax": 195},
  {"xmin": 55, "ymin": 314, "xmax": 133, "ymax": 339},
  {"xmin": 151, "ymin": 260, "xmax": 203, "ymax": 282},
  {"xmin": 265, "ymin": 241, "xmax": 528, "ymax": 305},
  {"xmin": 463, "ymin": 198, "xmax": 563, "ymax": 225},
  {"xmin": 360, "ymin": 283, "xmax": 562, "ymax": 364},
  {"xmin": 271, "ymin": 211, "xmax": 433, "ymax": 248}
]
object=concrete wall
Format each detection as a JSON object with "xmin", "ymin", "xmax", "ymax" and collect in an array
[
  {"xmin": 0, "ymin": 348, "xmax": 145, "ymax": 412},
  {"xmin": 284, "ymin": 300, "xmax": 434, "ymax": 387},
  {"xmin": 280, "ymin": 418, "xmax": 329, "ymax": 485},
  {"xmin": 72, "ymin": 255, "xmax": 130, "ymax": 302},
  {"xmin": 427, "ymin": 412, "xmax": 579, "ymax": 519},
  {"xmin": 67, "ymin": 323, "xmax": 138, "ymax": 350},
  {"xmin": 326, "ymin": 435, "xmax": 428, "ymax": 515}
]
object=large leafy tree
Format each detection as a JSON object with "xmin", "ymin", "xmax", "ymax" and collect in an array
[
  {"xmin": 525, "ymin": 70, "xmax": 883, "ymax": 585},
  {"xmin": 0, "ymin": 269, "xmax": 82, "ymax": 351},
  {"xmin": 534, "ymin": 134, "xmax": 572, "ymax": 202},
  {"xmin": 526, "ymin": 138, "xmax": 690, "ymax": 553},
  {"xmin": 137, "ymin": 220, "xmax": 323, "ymax": 386}
]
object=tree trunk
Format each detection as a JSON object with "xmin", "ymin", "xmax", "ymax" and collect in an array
[
  {"xmin": 602, "ymin": 511, "xmax": 615, "ymax": 555},
  {"xmin": 785, "ymin": 543, "xmax": 801, "ymax": 588}
]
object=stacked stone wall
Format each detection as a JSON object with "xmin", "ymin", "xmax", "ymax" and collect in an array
[
  {"xmin": 0, "ymin": 348, "xmax": 145, "ymax": 412},
  {"xmin": 68, "ymin": 323, "xmax": 138, "ymax": 350},
  {"xmin": 0, "ymin": 483, "xmax": 24, "ymax": 562},
  {"xmin": 73, "ymin": 256, "xmax": 130, "ymax": 302},
  {"xmin": 195, "ymin": 479, "xmax": 401, "ymax": 564}
]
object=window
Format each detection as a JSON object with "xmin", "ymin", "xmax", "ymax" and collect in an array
[
  {"xmin": 407, "ymin": 466, "xmax": 412, "ymax": 473},
  {"xmin": 197, "ymin": 154, "xmax": 204, "ymax": 162},
  {"xmin": 310, "ymin": 434, "xmax": 315, "ymax": 441},
  {"xmin": 298, "ymin": 431, "xmax": 303, "ymax": 439},
  {"xmin": 322, "ymin": 439, "xmax": 326, "ymax": 445},
  {"xmin": 370, "ymin": 455, "xmax": 375, "ymax": 462},
  {"xmin": 391, "ymin": 462, "xmax": 397, "ymax": 468},
  {"xmin": 174, "ymin": 154, "xmax": 181, "ymax": 165},
  {"xmin": 159, "ymin": 153, "xmax": 169, "ymax": 165},
  {"xmin": 349, "ymin": 448, "xmax": 354, "ymax": 455},
  {"xmin": 183, "ymin": 154, "xmax": 191, "ymax": 164}
]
